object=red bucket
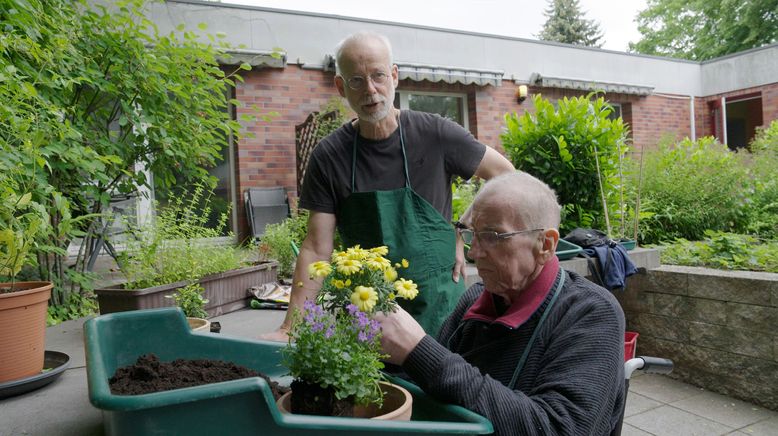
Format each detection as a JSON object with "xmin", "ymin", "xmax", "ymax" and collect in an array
[{"xmin": 624, "ymin": 331, "xmax": 639, "ymax": 361}]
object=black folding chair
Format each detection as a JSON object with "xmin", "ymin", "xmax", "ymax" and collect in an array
[
  {"xmin": 244, "ymin": 187, "xmax": 290, "ymax": 240},
  {"xmin": 612, "ymin": 356, "xmax": 674, "ymax": 436}
]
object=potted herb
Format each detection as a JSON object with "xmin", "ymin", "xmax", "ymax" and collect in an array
[
  {"xmin": 94, "ymin": 187, "xmax": 278, "ymax": 317},
  {"xmin": 278, "ymin": 245, "xmax": 418, "ymax": 419},
  {"xmin": 0, "ymin": 175, "xmax": 53, "ymax": 383},
  {"xmin": 166, "ymin": 283, "xmax": 210, "ymax": 332}
]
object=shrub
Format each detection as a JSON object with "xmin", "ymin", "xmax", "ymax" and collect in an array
[
  {"xmin": 745, "ymin": 121, "xmax": 778, "ymax": 238},
  {"xmin": 628, "ymin": 137, "xmax": 751, "ymax": 244},
  {"xmin": 259, "ymin": 210, "xmax": 309, "ymax": 278},
  {"xmin": 502, "ymin": 93, "xmax": 628, "ymax": 233},
  {"xmin": 660, "ymin": 231, "xmax": 778, "ymax": 273}
]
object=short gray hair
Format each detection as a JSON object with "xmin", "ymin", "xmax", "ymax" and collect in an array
[
  {"xmin": 334, "ymin": 32, "xmax": 394, "ymax": 75},
  {"xmin": 476, "ymin": 171, "xmax": 561, "ymax": 230}
]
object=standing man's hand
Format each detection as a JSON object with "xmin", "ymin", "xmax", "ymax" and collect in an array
[
  {"xmin": 452, "ymin": 232, "xmax": 465, "ymax": 283},
  {"xmin": 373, "ymin": 307, "xmax": 426, "ymax": 365}
]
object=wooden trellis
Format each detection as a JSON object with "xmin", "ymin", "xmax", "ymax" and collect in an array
[{"xmin": 295, "ymin": 110, "xmax": 339, "ymax": 193}]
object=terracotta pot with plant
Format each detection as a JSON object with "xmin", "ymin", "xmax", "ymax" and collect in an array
[
  {"xmin": 0, "ymin": 183, "xmax": 53, "ymax": 383},
  {"xmin": 278, "ymin": 245, "xmax": 418, "ymax": 419},
  {"xmin": 166, "ymin": 282, "xmax": 210, "ymax": 332}
]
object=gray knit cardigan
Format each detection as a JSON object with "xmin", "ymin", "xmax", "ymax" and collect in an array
[{"xmin": 402, "ymin": 269, "xmax": 626, "ymax": 436}]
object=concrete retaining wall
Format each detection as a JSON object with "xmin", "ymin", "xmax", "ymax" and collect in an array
[{"xmin": 617, "ymin": 265, "xmax": 778, "ymax": 411}]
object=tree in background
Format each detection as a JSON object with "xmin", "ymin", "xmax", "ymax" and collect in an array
[
  {"xmin": 537, "ymin": 0, "xmax": 604, "ymax": 47},
  {"xmin": 0, "ymin": 0, "xmax": 257, "ymax": 321},
  {"xmin": 629, "ymin": 0, "xmax": 778, "ymax": 60}
]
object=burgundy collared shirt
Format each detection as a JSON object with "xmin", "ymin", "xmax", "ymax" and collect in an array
[{"xmin": 462, "ymin": 256, "xmax": 561, "ymax": 329}]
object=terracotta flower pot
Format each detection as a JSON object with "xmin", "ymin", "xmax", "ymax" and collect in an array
[
  {"xmin": 0, "ymin": 281, "xmax": 53, "ymax": 383},
  {"xmin": 276, "ymin": 381, "xmax": 413, "ymax": 420},
  {"xmin": 186, "ymin": 317, "xmax": 211, "ymax": 332}
]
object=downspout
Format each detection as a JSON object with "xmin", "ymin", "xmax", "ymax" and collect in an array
[
  {"xmin": 721, "ymin": 96, "xmax": 728, "ymax": 145},
  {"xmin": 689, "ymin": 96, "xmax": 696, "ymax": 141}
]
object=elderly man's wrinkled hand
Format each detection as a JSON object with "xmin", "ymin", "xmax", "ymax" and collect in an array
[{"xmin": 373, "ymin": 307, "xmax": 426, "ymax": 365}]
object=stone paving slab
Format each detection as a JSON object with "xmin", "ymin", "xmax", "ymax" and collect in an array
[{"xmin": 625, "ymin": 405, "xmax": 736, "ymax": 435}]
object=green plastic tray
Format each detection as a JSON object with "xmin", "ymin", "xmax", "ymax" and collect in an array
[
  {"xmin": 556, "ymin": 239, "xmax": 583, "ymax": 260},
  {"xmin": 84, "ymin": 308, "xmax": 493, "ymax": 436}
]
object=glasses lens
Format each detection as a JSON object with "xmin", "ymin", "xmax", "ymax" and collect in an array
[
  {"xmin": 371, "ymin": 72, "xmax": 387, "ymax": 84},
  {"xmin": 347, "ymin": 76, "xmax": 365, "ymax": 90},
  {"xmin": 459, "ymin": 229, "xmax": 473, "ymax": 244},
  {"xmin": 477, "ymin": 231, "xmax": 499, "ymax": 245}
]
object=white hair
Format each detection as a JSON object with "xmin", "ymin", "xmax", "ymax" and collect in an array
[
  {"xmin": 476, "ymin": 171, "xmax": 562, "ymax": 230},
  {"xmin": 334, "ymin": 32, "xmax": 394, "ymax": 75}
]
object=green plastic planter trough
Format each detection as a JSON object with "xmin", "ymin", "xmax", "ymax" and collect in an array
[{"xmin": 84, "ymin": 308, "xmax": 493, "ymax": 436}]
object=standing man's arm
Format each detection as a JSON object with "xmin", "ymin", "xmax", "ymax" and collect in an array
[
  {"xmin": 452, "ymin": 147, "xmax": 514, "ymax": 282},
  {"xmin": 258, "ymin": 211, "xmax": 336, "ymax": 341}
]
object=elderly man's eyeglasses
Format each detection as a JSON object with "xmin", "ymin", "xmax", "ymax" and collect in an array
[
  {"xmin": 457, "ymin": 227, "xmax": 544, "ymax": 246},
  {"xmin": 345, "ymin": 71, "xmax": 390, "ymax": 90}
]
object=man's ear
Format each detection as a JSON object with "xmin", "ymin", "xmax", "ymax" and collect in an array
[
  {"xmin": 537, "ymin": 228, "xmax": 560, "ymax": 263},
  {"xmin": 334, "ymin": 75, "xmax": 347, "ymax": 97},
  {"xmin": 391, "ymin": 64, "xmax": 399, "ymax": 87}
]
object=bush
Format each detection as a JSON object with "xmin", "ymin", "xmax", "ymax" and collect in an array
[
  {"xmin": 627, "ymin": 137, "xmax": 751, "ymax": 244},
  {"xmin": 745, "ymin": 121, "xmax": 778, "ymax": 238},
  {"xmin": 502, "ymin": 93, "xmax": 628, "ymax": 233},
  {"xmin": 660, "ymin": 231, "xmax": 778, "ymax": 273},
  {"xmin": 259, "ymin": 210, "xmax": 309, "ymax": 278},
  {"xmin": 451, "ymin": 178, "xmax": 480, "ymax": 222}
]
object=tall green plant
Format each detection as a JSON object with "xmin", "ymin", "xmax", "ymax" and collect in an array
[
  {"xmin": 1, "ymin": 0, "xmax": 256, "ymax": 313},
  {"xmin": 627, "ymin": 137, "xmax": 750, "ymax": 244},
  {"xmin": 501, "ymin": 93, "xmax": 628, "ymax": 232}
]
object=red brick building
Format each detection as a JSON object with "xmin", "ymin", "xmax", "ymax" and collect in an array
[{"xmin": 148, "ymin": 1, "xmax": 778, "ymax": 237}]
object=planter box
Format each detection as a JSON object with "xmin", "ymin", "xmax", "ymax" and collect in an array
[
  {"xmin": 95, "ymin": 261, "xmax": 278, "ymax": 317},
  {"xmin": 84, "ymin": 308, "xmax": 493, "ymax": 436}
]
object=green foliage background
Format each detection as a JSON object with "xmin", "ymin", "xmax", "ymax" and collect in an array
[
  {"xmin": 537, "ymin": 0, "xmax": 604, "ymax": 47},
  {"xmin": 502, "ymin": 93, "xmax": 628, "ymax": 233}
]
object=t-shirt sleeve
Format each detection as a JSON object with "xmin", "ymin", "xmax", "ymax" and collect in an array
[
  {"xmin": 298, "ymin": 144, "xmax": 337, "ymax": 214},
  {"xmin": 437, "ymin": 116, "xmax": 486, "ymax": 180}
]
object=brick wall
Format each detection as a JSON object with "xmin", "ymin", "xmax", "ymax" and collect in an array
[{"xmin": 232, "ymin": 66, "xmax": 777, "ymax": 237}]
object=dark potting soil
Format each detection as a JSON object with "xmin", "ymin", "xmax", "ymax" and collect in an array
[
  {"xmin": 109, "ymin": 353, "xmax": 288, "ymax": 400},
  {"xmin": 290, "ymin": 379, "xmax": 354, "ymax": 417}
]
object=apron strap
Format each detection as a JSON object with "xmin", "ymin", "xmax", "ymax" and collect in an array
[
  {"xmin": 351, "ymin": 112, "xmax": 411, "ymax": 191},
  {"xmin": 508, "ymin": 270, "xmax": 566, "ymax": 390}
]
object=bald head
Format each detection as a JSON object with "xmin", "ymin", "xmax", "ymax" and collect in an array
[
  {"xmin": 474, "ymin": 172, "xmax": 561, "ymax": 230},
  {"xmin": 335, "ymin": 32, "xmax": 393, "ymax": 74}
]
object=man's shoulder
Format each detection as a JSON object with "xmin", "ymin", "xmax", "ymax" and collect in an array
[
  {"xmin": 403, "ymin": 109, "xmax": 456, "ymax": 128},
  {"xmin": 311, "ymin": 122, "xmax": 353, "ymax": 156},
  {"xmin": 562, "ymin": 270, "xmax": 624, "ymax": 313}
]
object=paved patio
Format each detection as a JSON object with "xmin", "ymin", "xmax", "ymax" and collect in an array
[{"xmin": 1, "ymin": 308, "xmax": 776, "ymax": 436}]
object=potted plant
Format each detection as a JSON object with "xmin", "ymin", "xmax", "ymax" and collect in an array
[
  {"xmin": 94, "ymin": 187, "xmax": 278, "ymax": 316},
  {"xmin": 278, "ymin": 245, "xmax": 418, "ymax": 419},
  {"xmin": 166, "ymin": 282, "xmax": 210, "ymax": 332},
  {"xmin": 0, "ymin": 176, "xmax": 53, "ymax": 383}
]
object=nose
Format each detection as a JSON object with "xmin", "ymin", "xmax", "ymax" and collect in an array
[
  {"xmin": 466, "ymin": 236, "xmax": 485, "ymax": 259},
  {"xmin": 365, "ymin": 77, "xmax": 379, "ymax": 93}
]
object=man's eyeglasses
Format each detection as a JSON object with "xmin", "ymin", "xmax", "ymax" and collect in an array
[
  {"xmin": 457, "ymin": 227, "xmax": 544, "ymax": 246},
  {"xmin": 345, "ymin": 71, "xmax": 390, "ymax": 90}
]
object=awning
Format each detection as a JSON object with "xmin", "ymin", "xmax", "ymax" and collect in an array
[
  {"xmin": 527, "ymin": 72, "xmax": 653, "ymax": 96},
  {"xmin": 220, "ymin": 49, "xmax": 286, "ymax": 68},
  {"xmin": 323, "ymin": 55, "xmax": 503, "ymax": 86}
]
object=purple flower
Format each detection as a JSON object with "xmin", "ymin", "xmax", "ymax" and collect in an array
[
  {"xmin": 311, "ymin": 321, "xmax": 325, "ymax": 332},
  {"xmin": 358, "ymin": 331, "xmax": 368, "ymax": 342},
  {"xmin": 346, "ymin": 304, "xmax": 358, "ymax": 315},
  {"xmin": 325, "ymin": 325, "xmax": 335, "ymax": 338}
]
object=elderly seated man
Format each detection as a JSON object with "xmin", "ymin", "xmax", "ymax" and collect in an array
[{"xmin": 375, "ymin": 171, "xmax": 626, "ymax": 436}]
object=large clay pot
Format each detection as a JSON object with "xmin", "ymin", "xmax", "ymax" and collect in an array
[
  {"xmin": 276, "ymin": 381, "xmax": 413, "ymax": 420},
  {"xmin": 0, "ymin": 281, "xmax": 53, "ymax": 383}
]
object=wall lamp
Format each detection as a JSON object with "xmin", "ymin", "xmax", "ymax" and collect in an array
[{"xmin": 516, "ymin": 85, "xmax": 528, "ymax": 104}]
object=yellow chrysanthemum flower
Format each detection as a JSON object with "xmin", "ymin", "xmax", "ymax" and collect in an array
[
  {"xmin": 332, "ymin": 279, "xmax": 347, "ymax": 289},
  {"xmin": 350, "ymin": 286, "xmax": 378, "ymax": 312},
  {"xmin": 308, "ymin": 261, "xmax": 332, "ymax": 279},
  {"xmin": 331, "ymin": 251, "xmax": 349, "ymax": 263},
  {"xmin": 369, "ymin": 246, "xmax": 389, "ymax": 256},
  {"xmin": 401, "ymin": 258, "xmax": 409, "ymax": 268},
  {"xmin": 394, "ymin": 278, "xmax": 418, "ymax": 300},
  {"xmin": 336, "ymin": 259, "xmax": 362, "ymax": 275},
  {"xmin": 384, "ymin": 267, "xmax": 398, "ymax": 282},
  {"xmin": 346, "ymin": 245, "xmax": 369, "ymax": 261},
  {"xmin": 365, "ymin": 258, "xmax": 384, "ymax": 271}
]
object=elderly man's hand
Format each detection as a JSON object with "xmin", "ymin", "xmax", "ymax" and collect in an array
[
  {"xmin": 452, "ymin": 233, "xmax": 465, "ymax": 283},
  {"xmin": 373, "ymin": 307, "xmax": 426, "ymax": 365}
]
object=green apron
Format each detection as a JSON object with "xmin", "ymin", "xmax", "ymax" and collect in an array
[{"xmin": 336, "ymin": 116, "xmax": 465, "ymax": 335}]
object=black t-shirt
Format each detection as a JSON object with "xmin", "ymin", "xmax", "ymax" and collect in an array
[{"xmin": 299, "ymin": 110, "xmax": 486, "ymax": 221}]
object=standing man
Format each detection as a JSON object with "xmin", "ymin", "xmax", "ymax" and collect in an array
[{"xmin": 260, "ymin": 32, "xmax": 514, "ymax": 341}]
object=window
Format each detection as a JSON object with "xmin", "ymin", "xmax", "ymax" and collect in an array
[
  {"xmin": 607, "ymin": 103, "xmax": 622, "ymax": 121},
  {"xmin": 394, "ymin": 91, "xmax": 469, "ymax": 130}
]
